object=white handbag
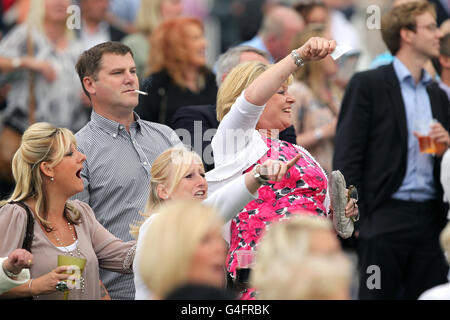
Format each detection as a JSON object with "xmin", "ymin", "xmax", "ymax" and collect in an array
[{"xmin": 329, "ymin": 170, "xmax": 356, "ymax": 239}]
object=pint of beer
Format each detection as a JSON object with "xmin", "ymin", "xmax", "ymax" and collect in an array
[{"xmin": 415, "ymin": 119, "xmax": 441, "ymax": 154}]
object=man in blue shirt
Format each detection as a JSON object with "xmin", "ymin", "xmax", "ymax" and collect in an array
[{"xmin": 333, "ymin": 1, "xmax": 450, "ymax": 299}]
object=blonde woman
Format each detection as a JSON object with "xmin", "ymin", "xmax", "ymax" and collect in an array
[
  {"xmin": 0, "ymin": 0, "xmax": 89, "ymax": 134},
  {"xmin": 139, "ymin": 200, "xmax": 228, "ymax": 299},
  {"xmin": 132, "ymin": 146, "xmax": 299, "ymax": 299},
  {"xmin": 0, "ymin": 123, "xmax": 135, "ymax": 300},
  {"xmin": 251, "ymin": 215, "xmax": 352, "ymax": 300},
  {"xmin": 207, "ymin": 37, "xmax": 358, "ymax": 299}
]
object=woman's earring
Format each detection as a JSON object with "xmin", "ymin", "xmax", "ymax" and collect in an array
[{"xmin": 50, "ymin": 177, "xmax": 54, "ymax": 181}]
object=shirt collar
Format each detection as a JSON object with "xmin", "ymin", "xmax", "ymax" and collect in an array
[
  {"xmin": 393, "ymin": 57, "xmax": 432, "ymax": 86},
  {"xmin": 91, "ymin": 110, "xmax": 142, "ymax": 135}
]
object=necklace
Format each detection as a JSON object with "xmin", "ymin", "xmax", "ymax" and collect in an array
[{"xmin": 52, "ymin": 222, "xmax": 85, "ymax": 293}]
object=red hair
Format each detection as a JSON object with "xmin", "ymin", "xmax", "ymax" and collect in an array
[{"xmin": 148, "ymin": 17, "xmax": 205, "ymax": 89}]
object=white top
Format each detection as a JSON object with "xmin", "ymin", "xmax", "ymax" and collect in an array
[
  {"xmin": 440, "ymin": 149, "xmax": 450, "ymax": 219},
  {"xmin": 0, "ymin": 257, "xmax": 30, "ymax": 295},
  {"xmin": 206, "ymin": 90, "xmax": 330, "ymax": 209},
  {"xmin": 56, "ymin": 240, "xmax": 78, "ymax": 253},
  {"xmin": 206, "ymin": 91, "xmax": 268, "ymax": 194},
  {"xmin": 133, "ymin": 174, "xmax": 257, "ymax": 300},
  {"xmin": 418, "ymin": 282, "xmax": 450, "ymax": 300}
]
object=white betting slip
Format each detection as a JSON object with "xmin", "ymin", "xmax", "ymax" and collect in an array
[{"xmin": 330, "ymin": 44, "xmax": 352, "ymax": 60}]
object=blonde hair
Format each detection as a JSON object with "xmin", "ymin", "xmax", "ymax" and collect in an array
[
  {"xmin": 138, "ymin": 200, "xmax": 223, "ymax": 299},
  {"xmin": 135, "ymin": 0, "xmax": 166, "ymax": 34},
  {"xmin": 0, "ymin": 122, "xmax": 81, "ymax": 231},
  {"xmin": 129, "ymin": 147, "xmax": 203, "ymax": 239},
  {"xmin": 440, "ymin": 221, "xmax": 450, "ymax": 264},
  {"xmin": 216, "ymin": 61, "xmax": 293, "ymax": 121},
  {"xmin": 27, "ymin": 0, "xmax": 75, "ymax": 40},
  {"xmin": 251, "ymin": 214, "xmax": 352, "ymax": 299}
]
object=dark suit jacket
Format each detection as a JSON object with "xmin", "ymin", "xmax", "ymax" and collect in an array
[{"xmin": 333, "ymin": 63, "xmax": 450, "ymax": 233}]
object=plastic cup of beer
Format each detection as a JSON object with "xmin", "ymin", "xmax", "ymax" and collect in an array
[
  {"xmin": 235, "ymin": 250, "xmax": 255, "ymax": 286},
  {"xmin": 415, "ymin": 119, "xmax": 437, "ymax": 154},
  {"xmin": 57, "ymin": 255, "xmax": 86, "ymax": 299}
]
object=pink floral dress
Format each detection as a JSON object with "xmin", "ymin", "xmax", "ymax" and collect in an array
[{"xmin": 227, "ymin": 137, "xmax": 329, "ymax": 300}]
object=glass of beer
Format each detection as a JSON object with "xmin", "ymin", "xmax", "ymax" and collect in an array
[
  {"xmin": 235, "ymin": 250, "xmax": 255, "ymax": 290},
  {"xmin": 57, "ymin": 255, "xmax": 87, "ymax": 299},
  {"xmin": 415, "ymin": 119, "xmax": 437, "ymax": 154}
]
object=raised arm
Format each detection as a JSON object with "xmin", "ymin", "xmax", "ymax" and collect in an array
[{"xmin": 244, "ymin": 37, "xmax": 335, "ymax": 106}]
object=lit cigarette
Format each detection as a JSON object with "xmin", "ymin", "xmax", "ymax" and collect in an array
[{"xmin": 134, "ymin": 89, "xmax": 148, "ymax": 96}]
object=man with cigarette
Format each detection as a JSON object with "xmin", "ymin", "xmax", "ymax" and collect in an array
[
  {"xmin": 333, "ymin": 1, "xmax": 450, "ymax": 299},
  {"xmin": 72, "ymin": 42, "xmax": 181, "ymax": 299}
]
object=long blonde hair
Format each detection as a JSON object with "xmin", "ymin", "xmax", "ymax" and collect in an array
[
  {"xmin": 129, "ymin": 147, "xmax": 203, "ymax": 239},
  {"xmin": 138, "ymin": 200, "xmax": 223, "ymax": 299},
  {"xmin": 216, "ymin": 61, "xmax": 293, "ymax": 121},
  {"xmin": 27, "ymin": 0, "xmax": 75, "ymax": 40},
  {"xmin": 135, "ymin": 0, "xmax": 166, "ymax": 35},
  {"xmin": 0, "ymin": 122, "xmax": 81, "ymax": 231}
]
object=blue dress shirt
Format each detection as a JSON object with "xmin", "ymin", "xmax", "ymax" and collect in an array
[{"xmin": 391, "ymin": 57, "xmax": 436, "ymax": 201}]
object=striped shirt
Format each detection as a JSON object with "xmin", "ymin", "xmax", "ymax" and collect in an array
[{"xmin": 72, "ymin": 111, "xmax": 181, "ymax": 300}]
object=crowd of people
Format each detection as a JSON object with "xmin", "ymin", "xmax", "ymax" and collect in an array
[{"xmin": 0, "ymin": 0, "xmax": 450, "ymax": 301}]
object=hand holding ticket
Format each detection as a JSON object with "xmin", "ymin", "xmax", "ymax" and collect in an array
[{"xmin": 331, "ymin": 44, "xmax": 352, "ymax": 60}]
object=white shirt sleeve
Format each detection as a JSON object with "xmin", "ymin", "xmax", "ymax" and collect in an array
[
  {"xmin": 441, "ymin": 150, "xmax": 450, "ymax": 219},
  {"xmin": 0, "ymin": 257, "xmax": 30, "ymax": 295},
  {"xmin": 133, "ymin": 214, "xmax": 158, "ymax": 300},
  {"xmin": 204, "ymin": 174, "xmax": 257, "ymax": 223}
]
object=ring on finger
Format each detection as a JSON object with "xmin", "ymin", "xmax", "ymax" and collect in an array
[{"xmin": 56, "ymin": 281, "xmax": 68, "ymax": 292}]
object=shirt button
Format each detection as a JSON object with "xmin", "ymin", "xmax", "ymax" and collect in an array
[
  {"xmin": 119, "ymin": 125, "xmax": 124, "ymax": 130},
  {"xmin": 143, "ymin": 162, "xmax": 148, "ymax": 166},
  {"xmin": 112, "ymin": 134, "xmax": 117, "ymax": 138}
]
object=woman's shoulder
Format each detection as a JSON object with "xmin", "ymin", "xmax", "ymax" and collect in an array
[{"xmin": 0, "ymin": 202, "xmax": 29, "ymax": 223}]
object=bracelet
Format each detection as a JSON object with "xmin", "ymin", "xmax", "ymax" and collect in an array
[
  {"xmin": 2, "ymin": 263, "xmax": 18, "ymax": 279},
  {"xmin": 253, "ymin": 164, "xmax": 269, "ymax": 184},
  {"xmin": 290, "ymin": 50, "xmax": 305, "ymax": 68},
  {"xmin": 314, "ymin": 128, "xmax": 323, "ymax": 140},
  {"xmin": 28, "ymin": 279, "xmax": 33, "ymax": 297}
]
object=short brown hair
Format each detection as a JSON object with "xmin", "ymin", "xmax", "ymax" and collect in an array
[
  {"xmin": 381, "ymin": 0, "xmax": 436, "ymax": 55},
  {"xmin": 75, "ymin": 41, "xmax": 133, "ymax": 97}
]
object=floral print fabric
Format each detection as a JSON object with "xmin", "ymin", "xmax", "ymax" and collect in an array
[{"xmin": 227, "ymin": 137, "xmax": 328, "ymax": 299}]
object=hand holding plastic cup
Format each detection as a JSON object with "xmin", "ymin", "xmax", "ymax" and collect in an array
[
  {"xmin": 57, "ymin": 255, "xmax": 86, "ymax": 299},
  {"xmin": 415, "ymin": 119, "xmax": 439, "ymax": 154}
]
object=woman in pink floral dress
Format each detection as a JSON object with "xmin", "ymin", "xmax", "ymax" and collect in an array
[{"xmin": 206, "ymin": 37, "xmax": 358, "ymax": 299}]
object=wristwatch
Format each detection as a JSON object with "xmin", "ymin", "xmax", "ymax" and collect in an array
[
  {"xmin": 253, "ymin": 164, "xmax": 269, "ymax": 184},
  {"xmin": 290, "ymin": 50, "xmax": 305, "ymax": 68}
]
